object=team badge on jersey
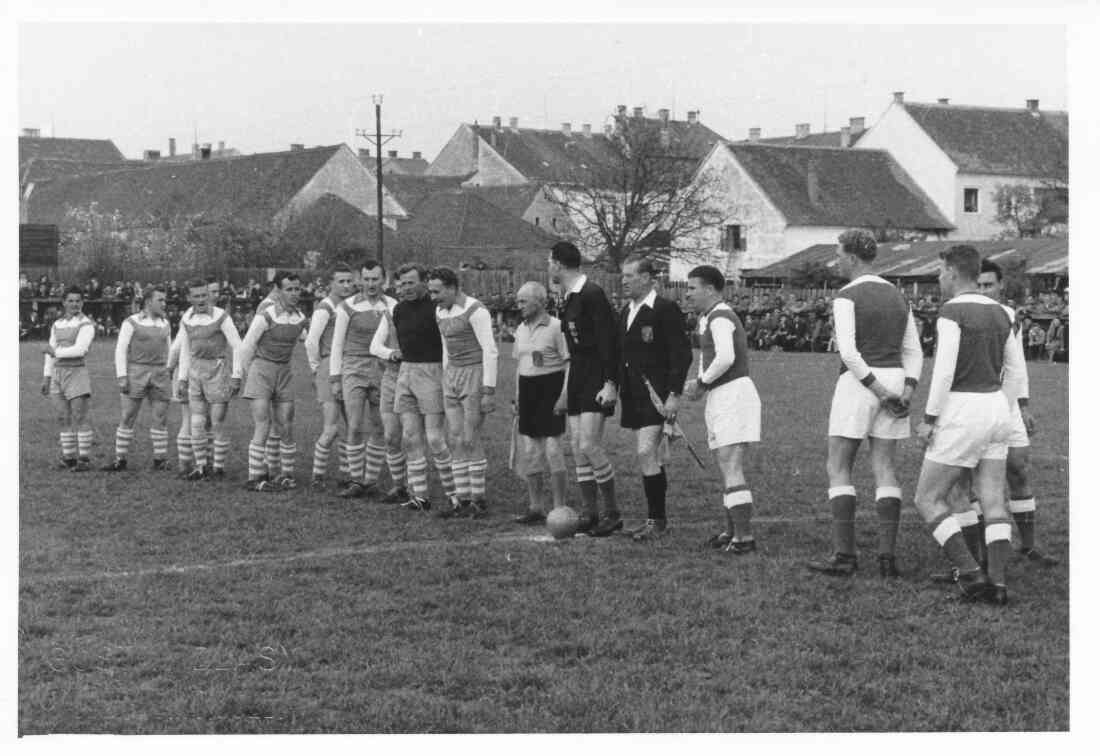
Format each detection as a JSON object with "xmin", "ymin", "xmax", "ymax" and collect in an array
[{"xmin": 641, "ymin": 326, "xmax": 654, "ymax": 343}]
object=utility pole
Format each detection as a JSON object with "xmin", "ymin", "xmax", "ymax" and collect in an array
[{"xmin": 355, "ymin": 94, "xmax": 402, "ymax": 267}]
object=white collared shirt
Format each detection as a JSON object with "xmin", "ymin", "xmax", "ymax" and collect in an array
[
  {"xmin": 567, "ymin": 274, "xmax": 588, "ymax": 296},
  {"xmin": 626, "ymin": 288, "xmax": 657, "ymax": 331}
]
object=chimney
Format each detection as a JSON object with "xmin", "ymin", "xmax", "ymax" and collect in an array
[
  {"xmin": 143, "ymin": 149, "xmax": 161, "ymax": 160},
  {"xmin": 893, "ymin": 91, "xmax": 905, "ymax": 104},
  {"xmin": 687, "ymin": 110, "xmax": 698, "ymax": 125},
  {"xmin": 412, "ymin": 151, "xmax": 422, "ymax": 160},
  {"xmin": 617, "ymin": 104, "xmax": 627, "ymax": 117},
  {"xmin": 201, "ymin": 143, "xmax": 212, "ymax": 159},
  {"xmin": 839, "ymin": 126, "xmax": 851, "ymax": 148},
  {"xmin": 561, "ymin": 122, "xmax": 572, "ymax": 137},
  {"xmin": 509, "ymin": 117, "xmax": 519, "ymax": 131},
  {"xmin": 937, "ymin": 98, "xmax": 950, "ymax": 105},
  {"xmin": 21, "ymin": 127, "xmax": 41, "ymax": 138},
  {"xmin": 633, "ymin": 106, "xmax": 644, "ymax": 119},
  {"xmin": 168, "ymin": 137, "xmax": 176, "ymax": 156},
  {"xmin": 658, "ymin": 108, "xmax": 670, "ymax": 124},
  {"xmin": 849, "ymin": 117, "xmax": 865, "ymax": 134},
  {"xmin": 387, "ymin": 150, "xmax": 398, "ymax": 158},
  {"xmin": 492, "ymin": 115, "xmax": 502, "ymax": 130},
  {"xmin": 1027, "ymin": 98, "xmax": 1040, "ymax": 111},
  {"xmin": 289, "ymin": 143, "xmax": 304, "ymax": 152},
  {"xmin": 359, "ymin": 148, "xmax": 370, "ymax": 158},
  {"xmin": 217, "ymin": 140, "xmax": 225, "ymax": 153},
  {"xmin": 795, "ymin": 123, "xmax": 811, "ymax": 140},
  {"xmin": 748, "ymin": 127, "xmax": 761, "ymax": 142},
  {"xmin": 582, "ymin": 123, "xmax": 592, "ymax": 137}
]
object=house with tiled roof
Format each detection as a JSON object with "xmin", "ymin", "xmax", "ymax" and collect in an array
[
  {"xmin": 854, "ymin": 93, "xmax": 1068, "ymax": 239},
  {"xmin": 358, "ymin": 148, "xmax": 430, "ymax": 176},
  {"xmin": 677, "ymin": 141, "xmax": 953, "ymax": 279},
  {"xmin": 18, "ymin": 133, "xmax": 131, "ymax": 213},
  {"xmin": 24, "ymin": 144, "xmax": 408, "ymax": 230}
]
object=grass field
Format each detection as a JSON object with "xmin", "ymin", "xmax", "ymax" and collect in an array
[{"xmin": 18, "ymin": 341, "xmax": 1069, "ymax": 733}]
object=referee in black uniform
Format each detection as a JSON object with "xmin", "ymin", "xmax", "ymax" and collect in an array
[
  {"xmin": 617, "ymin": 255, "xmax": 693, "ymax": 541},
  {"xmin": 549, "ymin": 241, "xmax": 622, "ymax": 536}
]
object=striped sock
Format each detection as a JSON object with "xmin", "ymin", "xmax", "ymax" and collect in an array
[
  {"xmin": 77, "ymin": 430, "xmax": 93, "ymax": 460},
  {"xmin": 265, "ymin": 434, "xmax": 281, "ymax": 477},
  {"xmin": 247, "ymin": 442, "xmax": 266, "ymax": 481},
  {"xmin": 150, "ymin": 428, "xmax": 169, "ymax": 460},
  {"xmin": 337, "ymin": 441, "xmax": 350, "ymax": 477},
  {"xmin": 191, "ymin": 432, "xmax": 208, "ymax": 470},
  {"xmin": 433, "ymin": 450, "xmax": 456, "ymax": 497},
  {"xmin": 452, "ymin": 459, "xmax": 471, "ymax": 500},
  {"xmin": 176, "ymin": 430, "xmax": 193, "ymax": 469},
  {"xmin": 60, "ymin": 431, "xmax": 77, "ymax": 460},
  {"xmin": 207, "ymin": 429, "xmax": 215, "ymax": 452},
  {"xmin": 364, "ymin": 442, "xmax": 386, "ymax": 485},
  {"xmin": 468, "ymin": 458, "xmax": 488, "ymax": 502},
  {"xmin": 114, "ymin": 426, "xmax": 134, "ymax": 460},
  {"xmin": 931, "ymin": 514, "xmax": 980, "ymax": 573},
  {"xmin": 386, "ymin": 450, "xmax": 407, "ymax": 488},
  {"xmin": 575, "ymin": 463, "xmax": 597, "ymax": 518},
  {"xmin": 312, "ymin": 440, "xmax": 331, "ymax": 479},
  {"xmin": 724, "ymin": 485, "xmax": 754, "ymax": 541},
  {"xmin": 347, "ymin": 443, "xmax": 366, "ymax": 483},
  {"xmin": 592, "ymin": 461, "xmax": 615, "ymax": 484},
  {"xmin": 213, "ymin": 439, "xmax": 230, "ymax": 472},
  {"xmin": 408, "ymin": 456, "xmax": 430, "ymax": 499},
  {"xmin": 828, "ymin": 485, "xmax": 857, "ymax": 556},
  {"xmin": 279, "ymin": 442, "xmax": 297, "ymax": 478}
]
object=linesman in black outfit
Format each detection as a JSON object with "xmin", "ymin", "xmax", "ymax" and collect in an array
[
  {"xmin": 617, "ymin": 255, "xmax": 693, "ymax": 541},
  {"xmin": 549, "ymin": 241, "xmax": 622, "ymax": 536}
]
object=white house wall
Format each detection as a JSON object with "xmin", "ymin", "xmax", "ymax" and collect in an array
[
  {"xmin": 951, "ymin": 173, "xmax": 1053, "ymax": 239},
  {"xmin": 855, "ymin": 104, "xmax": 957, "ymax": 226}
]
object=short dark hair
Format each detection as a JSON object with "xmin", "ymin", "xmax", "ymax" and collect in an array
[
  {"xmin": 396, "ymin": 262, "xmax": 428, "ymax": 282},
  {"xmin": 64, "ymin": 285, "xmax": 84, "ymax": 299},
  {"xmin": 359, "ymin": 259, "xmax": 384, "ymax": 276},
  {"xmin": 140, "ymin": 285, "xmax": 166, "ymax": 305},
  {"xmin": 205, "ymin": 275, "xmax": 219, "ymax": 285},
  {"xmin": 688, "ymin": 265, "xmax": 725, "ymax": 292},
  {"xmin": 940, "ymin": 245, "xmax": 981, "ymax": 280},
  {"xmin": 550, "ymin": 241, "xmax": 582, "ymax": 269},
  {"xmin": 429, "ymin": 266, "xmax": 460, "ymax": 290},
  {"xmin": 273, "ymin": 270, "xmax": 300, "ymax": 289},
  {"xmin": 187, "ymin": 278, "xmax": 208, "ymax": 291},
  {"xmin": 979, "ymin": 257, "xmax": 1003, "ymax": 281},
  {"xmin": 838, "ymin": 229, "xmax": 877, "ymax": 262},
  {"xmin": 623, "ymin": 254, "xmax": 659, "ymax": 277},
  {"xmin": 329, "ymin": 263, "xmax": 353, "ymax": 280}
]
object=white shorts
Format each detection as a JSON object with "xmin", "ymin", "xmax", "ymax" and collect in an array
[
  {"xmin": 925, "ymin": 391, "xmax": 1012, "ymax": 468},
  {"xmin": 1005, "ymin": 403, "xmax": 1030, "ymax": 449},
  {"xmin": 828, "ymin": 367, "xmax": 909, "ymax": 440},
  {"xmin": 704, "ymin": 376, "xmax": 761, "ymax": 449}
]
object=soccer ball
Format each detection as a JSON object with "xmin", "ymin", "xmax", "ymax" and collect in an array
[{"xmin": 546, "ymin": 506, "xmax": 581, "ymax": 540}]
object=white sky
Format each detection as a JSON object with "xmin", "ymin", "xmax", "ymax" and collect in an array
[{"xmin": 17, "ymin": 22, "xmax": 1068, "ymax": 161}]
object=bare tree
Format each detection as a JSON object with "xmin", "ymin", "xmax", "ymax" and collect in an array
[
  {"xmin": 548, "ymin": 114, "xmax": 730, "ymax": 271},
  {"xmin": 993, "ymin": 181, "xmax": 1068, "ymax": 239}
]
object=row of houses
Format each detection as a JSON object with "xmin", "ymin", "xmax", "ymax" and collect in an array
[{"xmin": 17, "ymin": 91, "xmax": 1068, "ymax": 280}]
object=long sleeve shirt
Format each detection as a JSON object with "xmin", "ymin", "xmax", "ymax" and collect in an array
[
  {"xmin": 333, "ymin": 295, "xmax": 395, "ymax": 377},
  {"xmin": 114, "ymin": 313, "xmax": 172, "ymax": 378},
  {"xmin": 304, "ymin": 296, "xmax": 340, "ymax": 373},
  {"xmin": 177, "ymin": 307, "xmax": 242, "ymax": 380},
  {"xmin": 437, "ymin": 296, "xmax": 499, "ymax": 388},
  {"xmin": 832, "ymin": 275, "xmax": 922, "ymax": 388},
  {"xmin": 44, "ymin": 314, "xmax": 95, "ymax": 377},
  {"xmin": 237, "ymin": 305, "xmax": 308, "ymax": 374}
]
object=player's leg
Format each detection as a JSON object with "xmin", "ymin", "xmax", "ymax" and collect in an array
[
  {"xmin": 545, "ymin": 434, "xmax": 568, "ymax": 511},
  {"xmin": 245, "ymin": 396, "xmax": 273, "ymax": 489},
  {"xmin": 424, "ymin": 411, "xmax": 457, "ymax": 506},
  {"xmin": 437, "ymin": 397, "xmax": 467, "ymax": 518},
  {"xmin": 463, "ymin": 385, "xmax": 489, "ymax": 516},
  {"xmin": 340, "ymin": 386, "xmax": 368, "ymax": 497},
  {"xmin": 913, "ymin": 458, "xmax": 989, "ymax": 598},
  {"xmin": 360, "ymin": 393, "xmax": 387, "ymax": 493},
  {"xmin": 974, "ymin": 456, "xmax": 1012, "ymax": 604},
  {"xmin": 809, "ymin": 436, "xmax": 861, "ymax": 574},
  {"xmin": 1006, "ymin": 445, "xmax": 1058, "ymax": 566},
  {"xmin": 188, "ymin": 396, "xmax": 211, "ymax": 479},
  {"xmin": 632, "ymin": 424, "xmax": 668, "ymax": 541},
  {"xmin": 514, "ymin": 434, "xmax": 547, "ymax": 523},
  {"xmin": 401, "ymin": 411, "xmax": 431, "ymax": 509},
  {"xmin": 868, "ymin": 437, "xmax": 903, "ymax": 577},
  {"xmin": 104, "ymin": 394, "xmax": 142, "ymax": 470},
  {"xmin": 952, "ymin": 468, "xmax": 985, "ymax": 564},
  {"xmin": 207, "ymin": 401, "xmax": 231, "ymax": 478},
  {"xmin": 709, "ymin": 442, "xmax": 757, "ymax": 554},
  {"xmin": 274, "ymin": 400, "xmax": 297, "ymax": 488},
  {"xmin": 567, "ymin": 414, "xmax": 598, "ymax": 530},
  {"xmin": 579, "ymin": 411, "xmax": 620, "ymax": 536},
  {"xmin": 311, "ymin": 399, "xmax": 341, "ymax": 489},
  {"xmin": 51, "ymin": 390, "xmax": 77, "ymax": 469},
  {"xmin": 176, "ymin": 400, "xmax": 194, "ymax": 476},
  {"xmin": 72, "ymin": 395, "xmax": 93, "ymax": 470},
  {"xmin": 380, "ymin": 408, "xmax": 407, "ymax": 502},
  {"xmin": 149, "ymin": 399, "xmax": 170, "ymax": 469}
]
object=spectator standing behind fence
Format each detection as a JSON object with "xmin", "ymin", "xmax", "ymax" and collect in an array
[
  {"xmin": 1027, "ymin": 321, "xmax": 1046, "ymax": 361},
  {"xmin": 1045, "ymin": 317, "xmax": 1064, "ymax": 363}
]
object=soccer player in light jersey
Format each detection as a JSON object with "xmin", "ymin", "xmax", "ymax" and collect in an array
[
  {"xmin": 41, "ymin": 286, "xmax": 96, "ymax": 471},
  {"xmin": 807, "ymin": 229, "xmax": 923, "ymax": 578},
  {"xmin": 238, "ymin": 271, "xmax": 310, "ymax": 491},
  {"xmin": 305, "ymin": 264, "xmax": 355, "ymax": 490},
  {"xmin": 176, "ymin": 278, "xmax": 242, "ymax": 480},
  {"xmin": 428, "ymin": 266, "xmax": 499, "ymax": 519},
  {"xmin": 914, "ymin": 245, "xmax": 1026, "ymax": 606},
  {"xmin": 683, "ymin": 266, "xmax": 763, "ymax": 554},
  {"xmin": 330, "ymin": 260, "xmax": 397, "ymax": 499},
  {"xmin": 103, "ymin": 285, "xmax": 173, "ymax": 471}
]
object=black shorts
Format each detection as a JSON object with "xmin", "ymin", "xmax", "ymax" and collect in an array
[
  {"xmin": 566, "ymin": 357, "xmax": 614, "ymax": 417},
  {"xmin": 518, "ymin": 372, "xmax": 567, "ymax": 438},
  {"xmin": 620, "ymin": 390, "xmax": 664, "ymax": 430}
]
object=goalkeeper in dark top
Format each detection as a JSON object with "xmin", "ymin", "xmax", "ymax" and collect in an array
[{"xmin": 807, "ymin": 229, "xmax": 923, "ymax": 579}]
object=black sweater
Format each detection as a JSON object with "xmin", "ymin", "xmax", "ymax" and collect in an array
[{"xmin": 394, "ymin": 294, "xmax": 443, "ymax": 363}]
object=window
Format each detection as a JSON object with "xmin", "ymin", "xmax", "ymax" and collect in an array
[
  {"xmin": 963, "ymin": 188, "xmax": 979, "ymax": 213},
  {"xmin": 534, "ymin": 217, "xmax": 540, "ymax": 227},
  {"xmin": 721, "ymin": 224, "xmax": 746, "ymax": 252}
]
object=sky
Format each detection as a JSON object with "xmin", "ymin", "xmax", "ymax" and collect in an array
[{"xmin": 17, "ymin": 22, "xmax": 1068, "ymax": 162}]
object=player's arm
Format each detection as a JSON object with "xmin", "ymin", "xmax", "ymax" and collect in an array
[
  {"xmin": 220, "ymin": 311, "xmax": 244, "ymax": 378},
  {"xmin": 1001, "ymin": 322, "xmax": 1028, "ymax": 406},
  {"xmin": 304, "ymin": 306, "xmax": 330, "ymax": 373},
  {"xmin": 922, "ymin": 316, "xmax": 961, "ymax": 426},
  {"xmin": 329, "ymin": 306, "xmax": 349, "ymax": 379},
  {"xmin": 177, "ymin": 322, "xmax": 191, "ymax": 381},
  {"xmin": 900, "ymin": 310, "xmax": 923, "ymax": 402},
  {"xmin": 369, "ymin": 310, "xmax": 396, "ymax": 361},
  {"xmin": 51, "ymin": 321, "xmax": 95, "ymax": 359},
  {"xmin": 114, "ymin": 318, "xmax": 134, "ymax": 379},
  {"xmin": 235, "ymin": 313, "xmax": 268, "ymax": 379},
  {"xmin": 42, "ymin": 325, "xmax": 57, "ymax": 379},
  {"xmin": 470, "ymin": 306, "xmax": 498, "ymax": 390},
  {"xmin": 833, "ymin": 296, "xmax": 886, "ymax": 397},
  {"xmin": 698, "ymin": 317, "xmax": 735, "ymax": 387}
]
